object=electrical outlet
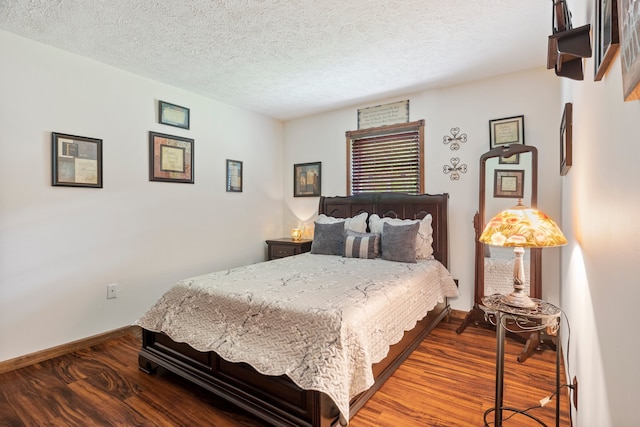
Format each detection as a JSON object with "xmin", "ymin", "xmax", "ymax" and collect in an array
[
  {"xmin": 107, "ymin": 283, "xmax": 118, "ymax": 299},
  {"xmin": 572, "ymin": 376, "xmax": 578, "ymax": 410}
]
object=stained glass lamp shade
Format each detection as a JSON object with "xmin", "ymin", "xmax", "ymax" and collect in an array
[{"xmin": 479, "ymin": 200, "xmax": 568, "ymax": 308}]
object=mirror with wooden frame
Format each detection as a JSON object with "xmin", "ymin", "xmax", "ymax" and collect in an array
[{"xmin": 457, "ymin": 144, "xmax": 545, "ymax": 363}]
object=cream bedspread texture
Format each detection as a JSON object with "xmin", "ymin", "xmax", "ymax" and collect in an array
[{"xmin": 137, "ymin": 253, "xmax": 458, "ymax": 422}]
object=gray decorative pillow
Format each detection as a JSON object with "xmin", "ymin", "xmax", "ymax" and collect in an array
[
  {"xmin": 343, "ymin": 231, "xmax": 380, "ymax": 259},
  {"xmin": 381, "ymin": 222, "xmax": 419, "ymax": 263},
  {"xmin": 368, "ymin": 213, "xmax": 433, "ymax": 259},
  {"xmin": 311, "ymin": 221, "xmax": 345, "ymax": 255}
]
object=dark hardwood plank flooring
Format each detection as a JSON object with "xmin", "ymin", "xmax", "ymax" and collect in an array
[{"xmin": 0, "ymin": 318, "xmax": 570, "ymax": 426}]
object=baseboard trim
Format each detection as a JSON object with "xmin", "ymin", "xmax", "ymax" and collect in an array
[
  {"xmin": 449, "ymin": 309, "xmax": 467, "ymax": 321},
  {"xmin": 0, "ymin": 325, "xmax": 138, "ymax": 375}
]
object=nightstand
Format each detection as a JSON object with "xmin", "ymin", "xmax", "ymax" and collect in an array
[
  {"xmin": 481, "ymin": 294, "xmax": 562, "ymax": 427},
  {"xmin": 265, "ymin": 238, "xmax": 312, "ymax": 260}
]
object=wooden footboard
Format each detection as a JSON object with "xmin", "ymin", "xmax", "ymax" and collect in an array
[{"xmin": 139, "ymin": 301, "xmax": 450, "ymax": 427}]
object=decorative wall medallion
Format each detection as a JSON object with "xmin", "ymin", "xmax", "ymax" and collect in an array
[
  {"xmin": 443, "ymin": 157, "xmax": 468, "ymax": 180},
  {"xmin": 443, "ymin": 127, "xmax": 468, "ymax": 150}
]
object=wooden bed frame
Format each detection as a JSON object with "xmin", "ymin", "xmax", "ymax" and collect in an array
[{"xmin": 138, "ymin": 193, "xmax": 451, "ymax": 427}]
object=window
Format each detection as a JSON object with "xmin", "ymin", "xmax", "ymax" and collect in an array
[{"xmin": 346, "ymin": 120, "xmax": 424, "ymax": 195}]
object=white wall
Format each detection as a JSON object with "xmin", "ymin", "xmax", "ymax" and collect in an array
[
  {"xmin": 283, "ymin": 68, "xmax": 562, "ymax": 312},
  {"xmin": 0, "ymin": 31, "xmax": 284, "ymax": 362},
  {"xmin": 559, "ymin": 2, "xmax": 640, "ymax": 425}
]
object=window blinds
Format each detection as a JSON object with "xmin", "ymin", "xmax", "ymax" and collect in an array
[{"xmin": 347, "ymin": 120, "xmax": 424, "ymax": 195}]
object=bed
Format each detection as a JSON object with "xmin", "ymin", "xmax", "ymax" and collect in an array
[{"xmin": 137, "ymin": 192, "xmax": 458, "ymax": 427}]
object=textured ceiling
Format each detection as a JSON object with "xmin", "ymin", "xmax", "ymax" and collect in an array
[{"xmin": 0, "ymin": 0, "xmax": 552, "ymax": 120}]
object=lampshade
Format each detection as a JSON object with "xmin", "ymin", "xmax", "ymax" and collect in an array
[
  {"xmin": 480, "ymin": 200, "xmax": 567, "ymax": 309},
  {"xmin": 291, "ymin": 228, "xmax": 302, "ymax": 241},
  {"xmin": 479, "ymin": 200, "xmax": 568, "ymax": 248}
]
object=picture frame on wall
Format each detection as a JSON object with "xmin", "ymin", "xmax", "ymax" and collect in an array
[
  {"xmin": 594, "ymin": 0, "xmax": 619, "ymax": 81},
  {"xmin": 618, "ymin": 0, "xmax": 640, "ymax": 100},
  {"xmin": 499, "ymin": 152, "xmax": 520, "ymax": 165},
  {"xmin": 226, "ymin": 159, "xmax": 243, "ymax": 192},
  {"xmin": 51, "ymin": 132, "xmax": 103, "ymax": 188},
  {"xmin": 149, "ymin": 131, "xmax": 194, "ymax": 183},
  {"xmin": 489, "ymin": 115, "xmax": 525, "ymax": 164},
  {"xmin": 294, "ymin": 162, "xmax": 321, "ymax": 197},
  {"xmin": 159, "ymin": 100, "xmax": 190, "ymax": 129},
  {"xmin": 494, "ymin": 169, "xmax": 525, "ymax": 198},
  {"xmin": 560, "ymin": 102, "xmax": 573, "ymax": 176},
  {"xmin": 489, "ymin": 115, "xmax": 525, "ymax": 148}
]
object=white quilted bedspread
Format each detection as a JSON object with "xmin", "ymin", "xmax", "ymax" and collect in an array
[{"xmin": 137, "ymin": 253, "xmax": 458, "ymax": 423}]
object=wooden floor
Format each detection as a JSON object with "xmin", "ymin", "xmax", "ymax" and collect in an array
[{"xmin": 0, "ymin": 317, "xmax": 571, "ymax": 426}]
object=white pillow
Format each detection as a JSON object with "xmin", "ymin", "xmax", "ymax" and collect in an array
[
  {"xmin": 368, "ymin": 213, "xmax": 433, "ymax": 259},
  {"xmin": 315, "ymin": 211, "xmax": 368, "ymax": 233}
]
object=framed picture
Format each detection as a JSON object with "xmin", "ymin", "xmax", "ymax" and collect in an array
[
  {"xmin": 489, "ymin": 115, "xmax": 525, "ymax": 148},
  {"xmin": 226, "ymin": 159, "xmax": 243, "ymax": 192},
  {"xmin": 294, "ymin": 162, "xmax": 321, "ymax": 197},
  {"xmin": 159, "ymin": 100, "xmax": 190, "ymax": 129},
  {"xmin": 149, "ymin": 131, "xmax": 194, "ymax": 183},
  {"xmin": 594, "ymin": 0, "xmax": 620, "ymax": 81},
  {"xmin": 490, "ymin": 115, "xmax": 524, "ymax": 164},
  {"xmin": 560, "ymin": 102, "xmax": 573, "ymax": 176},
  {"xmin": 494, "ymin": 169, "xmax": 525, "ymax": 199},
  {"xmin": 618, "ymin": 0, "xmax": 640, "ymax": 100},
  {"xmin": 499, "ymin": 153, "xmax": 520, "ymax": 165},
  {"xmin": 51, "ymin": 132, "xmax": 102, "ymax": 188},
  {"xmin": 357, "ymin": 100, "xmax": 410, "ymax": 129}
]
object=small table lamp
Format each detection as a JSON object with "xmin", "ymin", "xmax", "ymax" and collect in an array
[
  {"xmin": 479, "ymin": 200, "xmax": 567, "ymax": 309},
  {"xmin": 291, "ymin": 228, "xmax": 302, "ymax": 241}
]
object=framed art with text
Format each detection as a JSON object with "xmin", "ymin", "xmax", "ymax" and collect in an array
[
  {"xmin": 149, "ymin": 131, "xmax": 194, "ymax": 183},
  {"xmin": 619, "ymin": 0, "xmax": 640, "ymax": 100},
  {"xmin": 159, "ymin": 100, "xmax": 190, "ymax": 129},
  {"xmin": 294, "ymin": 162, "xmax": 321, "ymax": 197},
  {"xmin": 560, "ymin": 102, "xmax": 573, "ymax": 176},
  {"xmin": 52, "ymin": 132, "xmax": 103, "ymax": 188},
  {"xmin": 489, "ymin": 115, "xmax": 525, "ymax": 164},
  {"xmin": 489, "ymin": 115, "xmax": 525, "ymax": 148},
  {"xmin": 494, "ymin": 169, "xmax": 525, "ymax": 199},
  {"xmin": 594, "ymin": 0, "xmax": 619, "ymax": 81},
  {"xmin": 226, "ymin": 159, "xmax": 243, "ymax": 192},
  {"xmin": 498, "ymin": 152, "xmax": 520, "ymax": 165}
]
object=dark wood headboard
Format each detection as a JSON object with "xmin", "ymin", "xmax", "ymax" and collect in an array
[{"xmin": 318, "ymin": 193, "xmax": 450, "ymax": 268}]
